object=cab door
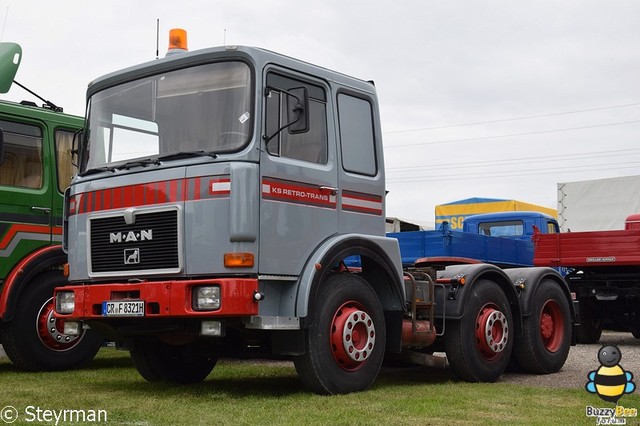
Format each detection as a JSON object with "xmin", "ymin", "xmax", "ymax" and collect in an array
[
  {"xmin": 0, "ymin": 118, "xmax": 52, "ymax": 278},
  {"xmin": 258, "ymin": 69, "xmax": 338, "ymax": 276}
]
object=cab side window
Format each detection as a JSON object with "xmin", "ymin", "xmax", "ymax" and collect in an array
[
  {"xmin": 55, "ymin": 129, "xmax": 76, "ymax": 193},
  {"xmin": 337, "ymin": 93, "xmax": 377, "ymax": 176},
  {"xmin": 265, "ymin": 73, "xmax": 328, "ymax": 164},
  {"xmin": 0, "ymin": 120, "xmax": 43, "ymax": 189}
]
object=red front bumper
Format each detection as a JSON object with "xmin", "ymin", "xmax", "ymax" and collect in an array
[{"xmin": 54, "ymin": 278, "xmax": 259, "ymax": 320}]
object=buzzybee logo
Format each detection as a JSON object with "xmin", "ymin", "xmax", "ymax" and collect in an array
[
  {"xmin": 586, "ymin": 345, "xmax": 635, "ymax": 403},
  {"xmin": 584, "ymin": 345, "xmax": 637, "ymax": 425}
]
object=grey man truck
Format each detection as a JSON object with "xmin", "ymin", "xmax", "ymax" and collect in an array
[{"xmin": 54, "ymin": 34, "xmax": 574, "ymax": 394}]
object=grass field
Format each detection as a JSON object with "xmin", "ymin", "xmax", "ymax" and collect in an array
[{"xmin": 1, "ymin": 348, "xmax": 638, "ymax": 425}]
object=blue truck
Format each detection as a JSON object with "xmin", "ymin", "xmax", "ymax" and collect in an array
[{"xmin": 390, "ymin": 211, "xmax": 560, "ymax": 268}]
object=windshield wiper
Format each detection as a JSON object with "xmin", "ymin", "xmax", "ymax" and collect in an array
[
  {"xmin": 116, "ymin": 158, "xmax": 161, "ymax": 170},
  {"xmin": 157, "ymin": 150, "xmax": 218, "ymax": 162},
  {"xmin": 79, "ymin": 166, "xmax": 117, "ymax": 177}
]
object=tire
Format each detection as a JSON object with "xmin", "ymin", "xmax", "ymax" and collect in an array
[
  {"xmin": 513, "ymin": 280, "xmax": 571, "ymax": 374},
  {"xmin": 2, "ymin": 270, "xmax": 102, "ymax": 371},
  {"xmin": 575, "ymin": 300, "xmax": 603, "ymax": 343},
  {"xmin": 444, "ymin": 279, "xmax": 513, "ymax": 382},
  {"xmin": 130, "ymin": 338, "xmax": 217, "ymax": 384},
  {"xmin": 293, "ymin": 274, "xmax": 386, "ymax": 394},
  {"xmin": 629, "ymin": 322, "xmax": 640, "ymax": 339}
]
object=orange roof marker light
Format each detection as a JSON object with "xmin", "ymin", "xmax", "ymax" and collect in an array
[{"xmin": 166, "ymin": 28, "xmax": 188, "ymax": 56}]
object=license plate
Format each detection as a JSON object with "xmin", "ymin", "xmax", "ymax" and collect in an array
[{"xmin": 102, "ymin": 300, "xmax": 145, "ymax": 317}]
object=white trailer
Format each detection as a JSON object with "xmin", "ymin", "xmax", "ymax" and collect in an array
[{"xmin": 557, "ymin": 175, "xmax": 640, "ymax": 232}]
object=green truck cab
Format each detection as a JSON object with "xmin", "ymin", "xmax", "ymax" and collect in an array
[{"xmin": 0, "ymin": 42, "xmax": 100, "ymax": 370}]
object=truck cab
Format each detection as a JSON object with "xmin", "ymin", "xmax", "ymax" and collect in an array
[{"xmin": 462, "ymin": 211, "xmax": 559, "ymax": 240}]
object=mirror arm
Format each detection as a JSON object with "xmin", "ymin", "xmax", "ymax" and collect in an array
[
  {"xmin": 262, "ymin": 86, "xmax": 303, "ymax": 144},
  {"xmin": 262, "ymin": 114, "xmax": 301, "ymax": 144},
  {"xmin": 12, "ymin": 80, "xmax": 63, "ymax": 112}
]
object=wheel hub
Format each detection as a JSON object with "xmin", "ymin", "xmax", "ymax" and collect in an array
[
  {"xmin": 540, "ymin": 313, "xmax": 554, "ymax": 339},
  {"xmin": 540, "ymin": 300, "xmax": 564, "ymax": 352},
  {"xmin": 331, "ymin": 301, "xmax": 376, "ymax": 371},
  {"xmin": 475, "ymin": 305, "xmax": 508, "ymax": 359},
  {"xmin": 37, "ymin": 298, "xmax": 80, "ymax": 351}
]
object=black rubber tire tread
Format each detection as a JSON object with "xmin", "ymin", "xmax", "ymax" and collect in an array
[
  {"xmin": 2, "ymin": 270, "xmax": 102, "ymax": 371},
  {"xmin": 629, "ymin": 323, "xmax": 640, "ymax": 339},
  {"xmin": 513, "ymin": 280, "xmax": 572, "ymax": 374},
  {"xmin": 130, "ymin": 338, "xmax": 217, "ymax": 384},
  {"xmin": 444, "ymin": 279, "xmax": 513, "ymax": 382},
  {"xmin": 575, "ymin": 301, "xmax": 603, "ymax": 344},
  {"xmin": 293, "ymin": 273, "xmax": 386, "ymax": 395}
]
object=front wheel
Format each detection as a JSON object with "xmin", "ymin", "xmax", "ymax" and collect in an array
[
  {"xmin": 130, "ymin": 338, "xmax": 217, "ymax": 384},
  {"xmin": 2, "ymin": 270, "xmax": 102, "ymax": 371},
  {"xmin": 293, "ymin": 274, "xmax": 386, "ymax": 394},
  {"xmin": 513, "ymin": 280, "xmax": 571, "ymax": 374},
  {"xmin": 444, "ymin": 279, "xmax": 513, "ymax": 382}
]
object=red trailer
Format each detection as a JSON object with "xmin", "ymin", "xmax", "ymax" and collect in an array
[{"xmin": 534, "ymin": 214, "xmax": 640, "ymax": 342}]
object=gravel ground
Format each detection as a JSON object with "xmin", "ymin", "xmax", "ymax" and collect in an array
[{"xmin": 500, "ymin": 330, "xmax": 640, "ymax": 389}]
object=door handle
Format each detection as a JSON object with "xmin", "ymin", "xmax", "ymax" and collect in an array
[
  {"xmin": 31, "ymin": 206, "xmax": 51, "ymax": 214},
  {"xmin": 319, "ymin": 186, "xmax": 339, "ymax": 196}
]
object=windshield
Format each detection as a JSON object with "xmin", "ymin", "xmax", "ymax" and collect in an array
[{"xmin": 81, "ymin": 61, "xmax": 252, "ymax": 172}]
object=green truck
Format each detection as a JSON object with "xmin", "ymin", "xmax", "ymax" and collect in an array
[{"xmin": 0, "ymin": 42, "xmax": 101, "ymax": 370}]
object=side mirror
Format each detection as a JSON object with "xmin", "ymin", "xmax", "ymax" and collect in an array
[
  {"xmin": 0, "ymin": 128, "xmax": 4, "ymax": 166},
  {"xmin": 286, "ymin": 87, "xmax": 309, "ymax": 134},
  {"xmin": 0, "ymin": 42, "xmax": 22, "ymax": 93},
  {"xmin": 71, "ymin": 129, "xmax": 83, "ymax": 168},
  {"xmin": 263, "ymin": 86, "xmax": 310, "ymax": 143}
]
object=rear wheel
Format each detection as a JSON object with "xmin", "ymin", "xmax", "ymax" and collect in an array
[
  {"xmin": 2, "ymin": 270, "xmax": 102, "ymax": 371},
  {"xmin": 131, "ymin": 338, "xmax": 217, "ymax": 384},
  {"xmin": 575, "ymin": 300, "xmax": 602, "ymax": 343},
  {"xmin": 513, "ymin": 280, "xmax": 571, "ymax": 373},
  {"xmin": 444, "ymin": 279, "xmax": 513, "ymax": 382},
  {"xmin": 293, "ymin": 274, "xmax": 385, "ymax": 394}
]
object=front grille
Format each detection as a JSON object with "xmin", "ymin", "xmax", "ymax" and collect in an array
[{"xmin": 90, "ymin": 209, "xmax": 179, "ymax": 274}]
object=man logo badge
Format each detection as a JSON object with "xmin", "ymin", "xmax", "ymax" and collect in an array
[{"xmin": 124, "ymin": 248, "xmax": 141, "ymax": 265}]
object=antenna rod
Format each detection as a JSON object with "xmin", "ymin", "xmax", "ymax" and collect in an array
[
  {"xmin": 155, "ymin": 19, "xmax": 159, "ymax": 59},
  {"xmin": 1, "ymin": 6, "xmax": 9, "ymax": 41}
]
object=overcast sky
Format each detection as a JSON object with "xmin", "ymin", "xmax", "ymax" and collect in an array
[{"xmin": 2, "ymin": 0, "xmax": 639, "ymax": 226}]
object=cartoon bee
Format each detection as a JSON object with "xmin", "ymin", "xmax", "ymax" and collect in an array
[{"xmin": 586, "ymin": 345, "xmax": 635, "ymax": 403}]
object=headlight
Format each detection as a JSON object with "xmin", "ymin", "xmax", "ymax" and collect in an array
[
  {"xmin": 63, "ymin": 321, "xmax": 82, "ymax": 336},
  {"xmin": 193, "ymin": 286, "xmax": 220, "ymax": 311},
  {"xmin": 56, "ymin": 291, "xmax": 76, "ymax": 314}
]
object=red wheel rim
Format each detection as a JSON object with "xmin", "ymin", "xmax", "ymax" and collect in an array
[
  {"xmin": 475, "ymin": 303, "xmax": 509, "ymax": 360},
  {"xmin": 36, "ymin": 298, "xmax": 81, "ymax": 351},
  {"xmin": 539, "ymin": 299, "xmax": 564, "ymax": 352},
  {"xmin": 330, "ymin": 300, "xmax": 375, "ymax": 371}
]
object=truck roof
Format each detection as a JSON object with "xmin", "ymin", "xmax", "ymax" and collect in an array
[
  {"xmin": 87, "ymin": 45, "xmax": 377, "ymax": 99},
  {"xmin": 0, "ymin": 99, "xmax": 83, "ymax": 126},
  {"xmin": 463, "ymin": 211, "xmax": 556, "ymax": 223}
]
